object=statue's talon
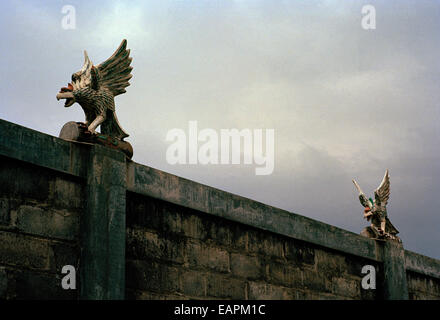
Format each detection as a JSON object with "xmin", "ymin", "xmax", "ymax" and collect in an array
[{"xmin": 87, "ymin": 126, "xmax": 97, "ymax": 135}]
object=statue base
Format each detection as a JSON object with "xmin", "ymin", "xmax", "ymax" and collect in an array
[
  {"xmin": 360, "ymin": 226, "xmax": 401, "ymax": 243},
  {"xmin": 59, "ymin": 121, "xmax": 133, "ymax": 159}
]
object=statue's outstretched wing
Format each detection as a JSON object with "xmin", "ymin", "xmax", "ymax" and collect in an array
[
  {"xmin": 96, "ymin": 39, "xmax": 133, "ymax": 97},
  {"xmin": 374, "ymin": 169, "xmax": 390, "ymax": 206},
  {"xmin": 352, "ymin": 179, "xmax": 373, "ymax": 208}
]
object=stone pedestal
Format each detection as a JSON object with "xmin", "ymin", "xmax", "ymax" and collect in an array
[{"xmin": 59, "ymin": 121, "xmax": 133, "ymax": 159}]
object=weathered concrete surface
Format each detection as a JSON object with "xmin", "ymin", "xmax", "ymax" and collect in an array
[
  {"xmin": 16, "ymin": 205, "xmax": 79, "ymax": 240},
  {"xmin": 126, "ymin": 192, "xmax": 381, "ymax": 300},
  {"xmin": 406, "ymin": 270, "xmax": 440, "ymax": 300},
  {"xmin": 81, "ymin": 144, "xmax": 126, "ymax": 300},
  {"xmin": 0, "ymin": 267, "xmax": 7, "ymax": 299},
  {"xmin": 405, "ymin": 250, "xmax": 440, "ymax": 279},
  {"xmin": 0, "ymin": 119, "xmax": 88, "ymax": 178},
  {"xmin": 405, "ymin": 251, "xmax": 440, "ymax": 300},
  {"xmin": 380, "ymin": 241, "xmax": 409, "ymax": 299},
  {"xmin": 0, "ymin": 154, "xmax": 82, "ymax": 299}
]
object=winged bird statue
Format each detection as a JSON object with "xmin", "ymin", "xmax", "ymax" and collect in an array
[
  {"xmin": 56, "ymin": 39, "xmax": 132, "ymax": 141},
  {"xmin": 352, "ymin": 170, "xmax": 401, "ymax": 242}
]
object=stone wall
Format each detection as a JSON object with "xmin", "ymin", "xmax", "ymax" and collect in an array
[
  {"xmin": 405, "ymin": 251, "xmax": 440, "ymax": 300},
  {"xmin": 125, "ymin": 193, "xmax": 380, "ymax": 300},
  {"xmin": 0, "ymin": 156, "xmax": 82, "ymax": 299},
  {"xmin": 1, "ymin": 118, "xmax": 439, "ymax": 300}
]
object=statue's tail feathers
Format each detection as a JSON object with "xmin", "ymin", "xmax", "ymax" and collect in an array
[
  {"xmin": 101, "ymin": 110, "xmax": 129, "ymax": 140},
  {"xmin": 352, "ymin": 179, "xmax": 362, "ymax": 194},
  {"xmin": 353, "ymin": 179, "xmax": 373, "ymax": 208}
]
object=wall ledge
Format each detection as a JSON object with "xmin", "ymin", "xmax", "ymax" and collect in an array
[
  {"xmin": 405, "ymin": 250, "xmax": 440, "ymax": 279},
  {"xmin": 127, "ymin": 161, "xmax": 378, "ymax": 262}
]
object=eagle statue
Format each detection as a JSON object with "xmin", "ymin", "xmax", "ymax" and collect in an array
[
  {"xmin": 56, "ymin": 39, "xmax": 132, "ymax": 141},
  {"xmin": 352, "ymin": 170, "xmax": 401, "ymax": 242}
]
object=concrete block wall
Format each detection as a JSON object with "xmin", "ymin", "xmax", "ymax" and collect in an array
[
  {"xmin": 1, "ymin": 118, "xmax": 439, "ymax": 300},
  {"xmin": 405, "ymin": 251, "xmax": 440, "ymax": 299},
  {"xmin": 0, "ymin": 156, "xmax": 82, "ymax": 299},
  {"xmin": 125, "ymin": 193, "xmax": 380, "ymax": 300}
]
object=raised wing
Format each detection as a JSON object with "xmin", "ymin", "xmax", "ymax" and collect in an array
[
  {"xmin": 96, "ymin": 39, "xmax": 133, "ymax": 97},
  {"xmin": 352, "ymin": 179, "xmax": 373, "ymax": 208},
  {"xmin": 70, "ymin": 51, "xmax": 93, "ymax": 91},
  {"xmin": 374, "ymin": 169, "xmax": 390, "ymax": 206}
]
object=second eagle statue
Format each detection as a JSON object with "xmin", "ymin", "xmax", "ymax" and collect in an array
[{"xmin": 352, "ymin": 170, "xmax": 401, "ymax": 242}]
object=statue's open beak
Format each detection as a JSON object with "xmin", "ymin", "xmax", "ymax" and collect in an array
[{"xmin": 56, "ymin": 83, "xmax": 75, "ymax": 107}]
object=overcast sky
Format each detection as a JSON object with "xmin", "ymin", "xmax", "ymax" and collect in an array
[{"xmin": 1, "ymin": 0, "xmax": 439, "ymax": 259}]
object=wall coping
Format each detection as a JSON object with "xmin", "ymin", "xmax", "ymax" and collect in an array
[
  {"xmin": 126, "ymin": 161, "xmax": 379, "ymax": 261},
  {"xmin": 0, "ymin": 119, "xmax": 88, "ymax": 178},
  {"xmin": 405, "ymin": 250, "xmax": 440, "ymax": 279}
]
